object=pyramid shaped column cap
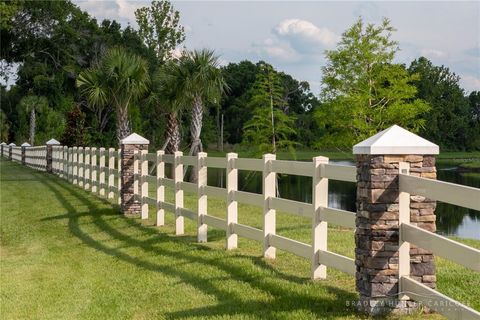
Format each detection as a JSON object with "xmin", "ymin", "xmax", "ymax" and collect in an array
[
  {"xmin": 353, "ymin": 125, "xmax": 439, "ymax": 155},
  {"xmin": 8, "ymin": 143, "xmax": 16, "ymax": 146},
  {"xmin": 21, "ymin": 142, "xmax": 31, "ymax": 147},
  {"xmin": 121, "ymin": 133, "xmax": 150, "ymax": 145},
  {"xmin": 0, "ymin": 142, "xmax": 6, "ymax": 145},
  {"xmin": 46, "ymin": 138, "xmax": 61, "ymax": 145}
]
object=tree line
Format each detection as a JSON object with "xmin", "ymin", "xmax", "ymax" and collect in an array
[{"xmin": 1, "ymin": 0, "xmax": 479, "ymax": 155}]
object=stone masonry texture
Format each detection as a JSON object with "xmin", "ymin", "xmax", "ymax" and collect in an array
[
  {"xmin": 121, "ymin": 143, "xmax": 148, "ymax": 216},
  {"xmin": 46, "ymin": 145, "xmax": 53, "ymax": 173},
  {"xmin": 21, "ymin": 146, "xmax": 26, "ymax": 165},
  {"xmin": 355, "ymin": 154, "xmax": 437, "ymax": 315}
]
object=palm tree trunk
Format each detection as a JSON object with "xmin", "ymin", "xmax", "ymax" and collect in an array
[
  {"xmin": 188, "ymin": 95, "xmax": 204, "ymax": 182},
  {"xmin": 189, "ymin": 95, "xmax": 204, "ymax": 156},
  {"xmin": 117, "ymin": 107, "xmax": 131, "ymax": 143},
  {"xmin": 30, "ymin": 108, "xmax": 36, "ymax": 146},
  {"xmin": 165, "ymin": 112, "xmax": 180, "ymax": 154}
]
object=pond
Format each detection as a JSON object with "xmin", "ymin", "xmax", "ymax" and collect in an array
[{"xmin": 205, "ymin": 160, "xmax": 480, "ymax": 240}]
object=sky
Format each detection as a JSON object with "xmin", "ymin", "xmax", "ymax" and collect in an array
[{"xmin": 72, "ymin": 1, "xmax": 479, "ymax": 93}]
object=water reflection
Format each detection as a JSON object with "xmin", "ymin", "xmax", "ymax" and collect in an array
[{"xmin": 205, "ymin": 160, "xmax": 479, "ymax": 240}]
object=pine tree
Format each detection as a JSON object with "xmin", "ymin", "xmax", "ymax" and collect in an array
[{"xmin": 243, "ymin": 63, "xmax": 297, "ymax": 155}]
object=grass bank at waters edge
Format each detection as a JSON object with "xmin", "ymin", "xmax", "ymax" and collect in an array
[
  {"xmin": 458, "ymin": 161, "xmax": 480, "ymax": 172},
  {"xmin": 206, "ymin": 149, "xmax": 480, "ymax": 162},
  {"xmin": 1, "ymin": 160, "xmax": 479, "ymax": 319}
]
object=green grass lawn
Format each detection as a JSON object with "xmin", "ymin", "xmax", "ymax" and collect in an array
[{"xmin": 1, "ymin": 160, "xmax": 479, "ymax": 319}]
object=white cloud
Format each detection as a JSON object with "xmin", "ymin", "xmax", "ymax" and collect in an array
[
  {"xmin": 75, "ymin": 0, "xmax": 119, "ymax": 21},
  {"xmin": 171, "ymin": 47, "xmax": 185, "ymax": 59},
  {"xmin": 250, "ymin": 38, "xmax": 300, "ymax": 63},
  {"xmin": 251, "ymin": 19, "xmax": 338, "ymax": 64},
  {"xmin": 460, "ymin": 74, "xmax": 480, "ymax": 93},
  {"xmin": 274, "ymin": 19, "xmax": 339, "ymax": 53},
  {"xmin": 353, "ymin": 2, "xmax": 382, "ymax": 22},
  {"xmin": 420, "ymin": 48, "xmax": 448, "ymax": 59},
  {"xmin": 74, "ymin": 0, "xmax": 147, "ymax": 26},
  {"xmin": 116, "ymin": 0, "xmax": 144, "ymax": 25}
]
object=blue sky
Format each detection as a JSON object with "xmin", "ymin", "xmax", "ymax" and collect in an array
[{"xmin": 74, "ymin": 1, "xmax": 479, "ymax": 93}]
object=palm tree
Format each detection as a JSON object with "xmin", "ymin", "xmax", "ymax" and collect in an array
[
  {"xmin": 18, "ymin": 95, "xmax": 48, "ymax": 145},
  {"xmin": 150, "ymin": 60, "xmax": 186, "ymax": 154},
  {"xmin": 177, "ymin": 49, "xmax": 229, "ymax": 157},
  {"xmin": 77, "ymin": 47, "xmax": 149, "ymax": 143}
]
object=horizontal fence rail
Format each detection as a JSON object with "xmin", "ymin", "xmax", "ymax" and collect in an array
[
  {"xmin": 400, "ymin": 173, "xmax": 480, "ymax": 211},
  {"xmin": 401, "ymin": 223, "xmax": 480, "ymax": 272},
  {"xmin": 401, "ymin": 276, "xmax": 480, "ymax": 319}
]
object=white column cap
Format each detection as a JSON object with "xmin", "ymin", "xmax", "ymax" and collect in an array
[
  {"xmin": 121, "ymin": 133, "xmax": 150, "ymax": 145},
  {"xmin": 353, "ymin": 125, "xmax": 439, "ymax": 155},
  {"xmin": 8, "ymin": 143, "xmax": 16, "ymax": 146},
  {"xmin": 21, "ymin": 142, "xmax": 31, "ymax": 147},
  {"xmin": 46, "ymin": 138, "xmax": 61, "ymax": 145}
]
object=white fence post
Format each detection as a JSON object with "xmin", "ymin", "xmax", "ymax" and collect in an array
[
  {"xmin": 263, "ymin": 153, "xmax": 276, "ymax": 259},
  {"xmin": 133, "ymin": 150, "xmax": 139, "ymax": 200},
  {"xmin": 226, "ymin": 152, "xmax": 238, "ymax": 250},
  {"xmin": 84, "ymin": 147, "xmax": 91, "ymax": 190},
  {"xmin": 174, "ymin": 151, "xmax": 184, "ymax": 235},
  {"xmin": 141, "ymin": 150, "xmax": 149, "ymax": 219},
  {"xmin": 117, "ymin": 149, "xmax": 121, "ymax": 205},
  {"xmin": 398, "ymin": 161, "xmax": 411, "ymax": 300},
  {"xmin": 78, "ymin": 147, "xmax": 84, "ymax": 187},
  {"xmin": 156, "ymin": 150, "xmax": 165, "ymax": 226},
  {"xmin": 99, "ymin": 148, "xmax": 105, "ymax": 196},
  {"xmin": 91, "ymin": 147, "xmax": 97, "ymax": 193},
  {"xmin": 72, "ymin": 147, "xmax": 78, "ymax": 185},
  {"xmin": 197, "ymin": 152, "xmax": 208, "ymax": 243},
  {"xmin": 108, "ymin": 148, "xmax": 115, "ymax": 199},
  {"xmin": 63, "ymin": 146, "xmax": 68, "ymax": 179},
  {"xmin": 67, "ymin": 147, "xmax": 72, "ymax": 182},
  {"xmin": 312, "ymin": 156, "xmax": 329, "ymax": 280}
]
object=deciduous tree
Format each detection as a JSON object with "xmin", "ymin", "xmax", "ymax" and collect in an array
[
  {"xmin": 409, "ymin": 57, "xmax": 478, "ymax": 150},
  {"xmin": 316, "ymin": 18, "xmax": 429, "ymax": 148}
]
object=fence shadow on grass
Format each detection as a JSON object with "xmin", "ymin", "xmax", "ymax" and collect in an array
[{"xmin": 39, "ymin": 174, "xmax": 360, "ymax": 319}]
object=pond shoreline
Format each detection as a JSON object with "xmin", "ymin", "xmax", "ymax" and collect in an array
[{"xmin": 457, "ymin": 161, "xmax": 480, "ymax": 173}]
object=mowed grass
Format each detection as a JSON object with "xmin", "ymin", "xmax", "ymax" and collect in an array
[{"xmin": 1, "ymin": 160, "xmax": 479, "ymax": 319}]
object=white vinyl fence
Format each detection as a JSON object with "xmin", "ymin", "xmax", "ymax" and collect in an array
[
  {"xmin": 2, "ymin": 143, "xmax": 479, "ymax": 319},
  {"xmin": 398, "ymin": 162, "xmax": 480, "ymax": 319},
  {"xmin": 26, "ymin": 146, "xmax": 47, "ymax": 171}
]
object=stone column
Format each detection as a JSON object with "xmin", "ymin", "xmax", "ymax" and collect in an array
[
  {"xmin": 1, "ymin": 142, "xmax": 6, "ymax": 157},
  {"xmin": 353, "ymin": 125, "xmax": 439, "ymax": 315},
  {"xmin": 120, "ymin": 133, "xmax": 149, "ymax": 216},
  {"xmin": 8, "ymin": 143, "xmax": 15, "ymax": 160},
  {"xmin": 46, "ymin": 139, "xmax": 61, "ymax": 173},
  {"xmin": 21, "ymin": 142, "xmax": 31, "ymax": 165}
]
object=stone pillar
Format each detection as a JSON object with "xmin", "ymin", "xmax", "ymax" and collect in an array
[
  {"xmin": 8, "ymin": 143, "xmax": 15, "ymax": 160},
  {"xmin": 21, "ymin": 142, "xmax": 31, "ymax": 165},
  {"xmin": 45, "ymin": 139, "xmax": 61, "ymax": 173},
  {"xmin": 120, "ymin": 133, "xmax": 149, "ymax": 216},
  {"xmin": 1, "ymin": 142, "xmax": 6, "ymax": 157},
  {"xmin": 353, "ymin": 125, "xmax": 439, "ymax": 315}
]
